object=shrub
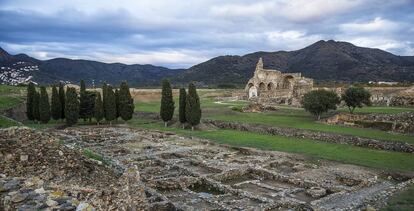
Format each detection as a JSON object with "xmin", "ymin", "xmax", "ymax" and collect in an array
[{"xmin": 302, "ymin": 89, "xmax": 340, "ymax": 120}]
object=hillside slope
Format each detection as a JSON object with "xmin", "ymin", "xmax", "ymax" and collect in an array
[{"xmin": 175, "ymin": 40, "xmax": 414, "ymax": 86}]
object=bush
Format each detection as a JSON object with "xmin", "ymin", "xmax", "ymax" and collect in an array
[
  {"xmin": 342, "ymin": 87, "xmax": 371, "ymax": 113},
  {"xmin": 302, "ymin": 89, "xmax": 340, "ymax": 120}
]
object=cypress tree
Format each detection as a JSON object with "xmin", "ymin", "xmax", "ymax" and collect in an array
[
  {"xmin": 115, "ymin": 89, "xmax": 120, "ymax": 120},
  {"xmin": 39, "ymin": 86, "xmax": 51, "ymax": 124},
  {"xmin": 58, "ymin": 83, "xmax": 65, "ymax": 119},
  {"xmin": 104, "ymin": 85, "xmax": 117, "ymax": 124},
  {"xmin": 102, "ymin": 83, "xmax": 107, "ymax": 117},
  {"xmin": 119, "ymin": 81, "xmax": 134, "ymax": 121},
  {"xmin": 178, "ymin": 88, "xmax": 186, "ymax": 127},
  {"xmin": 185, "ymin": 83, "xmax": 201, "ymax": 130},
  {"xmin": 51, "ymin": 84, "xmax": 61, "ymax": 120},
  {"xmin": 94, "ymin": 92, "xmax": 104, "ymax": 125},
  {"xmin": 79, "ymin": 80, "xmax": 87, "ymax": 121},
  {"xmin": 160, "ymin": 79, "xmax": 174, "ymax": 127},
  {"xmin": 65, "ymin": 87, "xmax": 79, "ymax": 126},
  {"xmin": 32, "ymin": 90, "xmax": 40, "ymax": 123},
  {"xmin": 26, "ymin": 82, "xmax": 36, "ymax": 121}
]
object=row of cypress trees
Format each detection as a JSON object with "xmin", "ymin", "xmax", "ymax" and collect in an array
[
  {"xmin": 160, "ymin": 80, "xmax": 201, "ymax": 130},
  {"xmin": 26, "ymin": 82, "xmax": 66, "ymax": 123},
  {"xmin": 26, "ymin": 81, "xmax": 134, "ymax": 126}
]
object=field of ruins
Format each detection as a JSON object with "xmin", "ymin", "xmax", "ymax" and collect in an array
[{"xmin": 1, "ymin": 84, "xmax": 414, "ymax": 210}]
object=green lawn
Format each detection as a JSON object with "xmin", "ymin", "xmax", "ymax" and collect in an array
[
  {"xmin": 207, "ymin": 109, "xmax": 414, "ymax": 144},
  {"xmin": 134, "ymin": 97, "xmax": 414, "ymax": 143},
  {"xmin": 339, "ymin": 106, "xmax": 414, "ymax": 114},
  {"xmin": 128, "ymin": 119, "xmax": 414, "ymax": 173},
  {"xmin": 382, "ymin": 185, "xmax": 414, "ymax": 211},
  {"xmin": 0, "ymin": 96, "xmax": 23, "ymax": 110},
  {"xmin": 0, "ymin": 115, "xmax": 20, "ymax": 128}
]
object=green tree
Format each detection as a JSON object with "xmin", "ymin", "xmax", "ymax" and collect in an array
[
  {"xmin": 104, "ymin": 85, "xmax": 117, "ymax": 124},
  {"xmin": 51, "ymin": 84, "xmax": 61, "ymax": 120},
  {"xmin": 185, "ymin": 83, "xmax": 201, "ymax": 130},
  {"xmin": 160, "ymin": 79, "xmax": 174, "ymax": 126},
  {"xmin": 178, "ymin": 88, "xmax": 186, "ymax": 127},
  {"xmin": 65, "ymin": 87, "xmax": 79, "ymax": 126},
  {"xmin": 102, "ymin": 83, "xmax": 107, "ymax": 117},
  {"xmin": 79, "ymin": 80, "xmax": 87, "ymax": 121},
  {"xmin": 119, "ymin": 81, "xmax": 134, "ymax": 121},
  {"xmin": 302, "ymin": 89, "xmax": 340, "ymax": 120},
  {"xmin": 58, "ymin": 82, "xmax": 65, "ymax": 119},
  {"xmin": 342, "ymin": 87, "xmax": 372, "ymax": 114},
  {"xmin": 39, "ymin": 86, "xmax": 51, "ymax": 124},
  {"xmin": 94, "ymin": 92, "xmax": 104, "ymax": 125},
  {"xmin": 115, "ymin": 89, "xmax": 120, "ymax": 120},
  {"xmin": 32, "ymin": 90, "xmax": 40, "ymax": 122},
  {"xmin": 26, "ymin": 82, "xmax": 36, "ymax": 121}
]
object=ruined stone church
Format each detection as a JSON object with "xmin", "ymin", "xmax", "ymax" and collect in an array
[{"xmin": 245, "ymin": 58, "xmax": 313, "ymax": 106}]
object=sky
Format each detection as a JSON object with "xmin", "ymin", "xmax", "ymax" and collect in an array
[{"xmin": 0, "ymin": 0, "xmax": 413, "ymax": 68}]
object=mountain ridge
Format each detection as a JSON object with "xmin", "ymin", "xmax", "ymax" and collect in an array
[{"xmin": 1, "ymin": 40, "xmax": 414, "ymax": 86}]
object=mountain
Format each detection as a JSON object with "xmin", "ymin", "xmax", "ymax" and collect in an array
[
  {"xmin": 1, "ymin": 40, "xmax": 414, "ymax": 87},
  {"xmin": 0, "ymin": 48, "xmax": 183, "ymax": 86},
  {"xmin": 175, "ymin": 40, "xmax": 414, "ymax": 86}
]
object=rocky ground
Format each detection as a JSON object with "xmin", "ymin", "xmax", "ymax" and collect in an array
[
  {"xmin": 0, "ymin": 127, "xmax": 147, "ymax": 210},
  {"xmin": 1, "ymin": 126, "xmax": 413, "ymax": 210}
]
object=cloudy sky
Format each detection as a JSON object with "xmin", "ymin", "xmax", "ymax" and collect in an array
[{"xmin": 0, "ymin": 0, "xmax": 413, "ymax": 68}]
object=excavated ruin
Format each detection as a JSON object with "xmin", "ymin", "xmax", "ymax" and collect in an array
[{"xmin": 42, "ymin": 126, "xmax": 413, "ymax": 210}]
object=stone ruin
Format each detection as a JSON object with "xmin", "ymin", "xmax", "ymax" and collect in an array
[
  {"xmin": 245, "ymin": 58, "xmax": 313, "ymax": 106},
  {"xmin": 43, "ymin": 126, "xmax": 413, "ymax": 210}
]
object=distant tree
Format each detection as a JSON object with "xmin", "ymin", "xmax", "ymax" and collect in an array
[
  {"xmin": 39, "ymin": 86, "xmax": 51, "ymax": 124},
  {"xmin": 65, "ymin": 87, "xmax": 79, "ymax": 126},
  {"xmin": 102, "ymin": 83, "xmax": 107, "ymax": 117},
  {"xmin": 32, "ymin": 90, "xmax": 40, "ymax": 122},
  {"xmin": 302, "ymin": 89, "xmax": 340, "ymax": 120},
  {"xmin": 115, "ymin": 89, "xmax": 120, "ymax": 120},
  {"xmin": 160, "ymin": 79, "xmax": 175, "ymax": 127},
  {"xmin": 185, "ymin": 83, "xmax": 201, "ymax": 130},
  {"xmin": 51, "ymin": 84, "xmax": 61, "ymax": 120},
  {"xmin": 85, "ymin": 91, "xmax": 96, "ymax": 122},
  {"xmin": 58, "ymin": 83, "xmax": 65, "ymax": 119},
  {"xmin": 342, "ymin": 87, "xmax": 372, "ymax": 114},
  {"xmin": 94, "ymin": 92, "xmax": 104, "ymax": 125},
  {"xmin": 26, "ymin": 82, "xmax": 36, "ymax": 121},
  {"xmin": 79, "ymin": 80, "xmax": 88, "ymax": 121},
  {"xmin": 104, "ymin": 85, "xmax": 117, "ymax": 124},
  {"xmin": 178, "ymin": 88, "xmax": 186, "ymax": 127},
  {"xmin": 119, "ymin": 81, "xmax": 134, "ymax": 121}
]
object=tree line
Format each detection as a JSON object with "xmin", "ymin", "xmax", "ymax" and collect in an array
[
  {"xmin": 302, "ymin": 86, "xmax": 372, "ymax": 119},
  {"xmin": 26, "ymin": 80, "xmax": 134, "ymax": 126},
  {"xmin": 160, "ymin": 79, "xmax": 201, "ymax": 130}
]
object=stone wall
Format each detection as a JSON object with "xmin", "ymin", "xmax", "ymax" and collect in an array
[{"xmin": 204, "ymin": 119, "xmax": 414, "ymax": 153}]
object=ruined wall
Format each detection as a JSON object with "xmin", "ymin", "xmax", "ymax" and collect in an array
[{"xmin": 245, "ymin": 58, "xmax": 313, "ymax": 106}]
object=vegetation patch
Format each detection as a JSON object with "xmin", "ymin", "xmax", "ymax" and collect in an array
[{"xmin": 382, "ymin": 185, "xmax": 414, "ymax": 211}]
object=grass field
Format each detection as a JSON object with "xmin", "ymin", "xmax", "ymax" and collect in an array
[
  {"xmin": 0, "ymin": 115, "xmax": 20, "ymax": 127},
  {"xmin": 0, "ymin": 96, "xmax": 23, "ymax": 110},
  {"xmin": 134, "ymin": 95, "xmax": 414, "ymax": 143},
  {"xmin": 128, "ymin": 118, "xmax": 414, "ymax": 172},
  {"xmin": 382, "ymin": 185, "xmax": 414, "ymax": 211}
]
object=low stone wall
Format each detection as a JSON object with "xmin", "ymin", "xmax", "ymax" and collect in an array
[
  {"xmin": 204, "ymin": 119, "xmax": 414, "ymax": 153},
  {"xmin": 325, "ymin": 112, "xmax": 414, "ymax": 134}
]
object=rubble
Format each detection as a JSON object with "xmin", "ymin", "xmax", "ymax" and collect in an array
[
  {"xmin": 0, "ymin": 127, "xmax": 148, "ymax": 211},
  {"xmin": 1, "ymin": 126, "xmax": 411, "ymax": 210},
  {"xmin": 47, "ymin": 125, "xmax": 412, "ymax": 210}
]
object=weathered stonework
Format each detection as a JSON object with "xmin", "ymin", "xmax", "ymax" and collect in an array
[{"xmin": 245, "ymin": 58, "xmax": 313, "ymax": 106}]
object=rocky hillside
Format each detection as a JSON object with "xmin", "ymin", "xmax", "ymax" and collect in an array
[
  {"xmin": 175, "ymin": 40, "xmax": 414, "ymax": 86},
  {"xmin": 0, "ymin": 47, "xmax": 183, "ymax": 86}
]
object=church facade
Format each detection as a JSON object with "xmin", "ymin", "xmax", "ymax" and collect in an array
[{"xmin": 245, "ymin": 58, "xmax": 313, "ymax": 106}]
